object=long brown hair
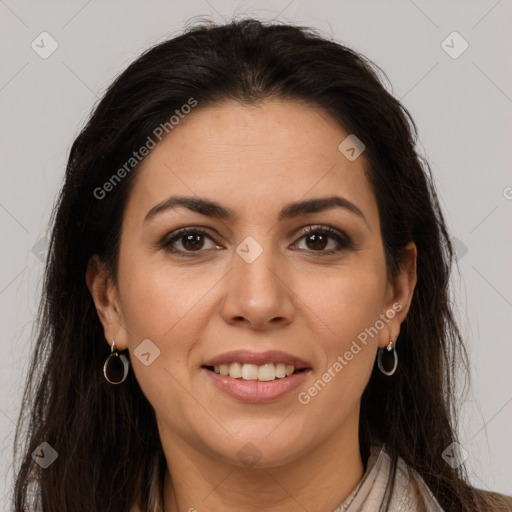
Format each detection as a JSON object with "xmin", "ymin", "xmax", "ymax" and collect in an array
[{"xmin": 12, "ymin": 18, "xmax": 512, "ymax": 511}]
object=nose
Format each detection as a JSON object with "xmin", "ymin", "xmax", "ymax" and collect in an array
[{"xmin": 219, "ymin": 240, "xmax": 295, "ymax": 331}]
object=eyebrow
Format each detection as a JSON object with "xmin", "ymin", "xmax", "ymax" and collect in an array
[{"xmin": 144, "ymin": 195, "xmax": 369, "ymax": 228}]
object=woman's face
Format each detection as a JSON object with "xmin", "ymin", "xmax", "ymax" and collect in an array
[{"xmin": 88, "ymin": 98, "xmax": 415, "ymax": 468}]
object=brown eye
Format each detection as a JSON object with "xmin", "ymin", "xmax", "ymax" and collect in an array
[
  {"xmin": 181, "ymin": 233, "xmax": 205, "ymax": 251},
  {"xmin": 294, "ymin": 226, "xmax": 353, "ymax": 254},
  {"xmin": 303, "ymin": 232, "xmax": 329, "ymax": 251},
  {"xmin": 161, "ymin": 227, "xmax": 221, "ymax": 257}
]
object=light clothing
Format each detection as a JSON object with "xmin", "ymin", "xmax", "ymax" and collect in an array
[
  {"xmin": 131, "ymin": 443, "xmax": 445, "ymax": 511},
  {"xmin": 333, "ymin": 443, "xmax": 445, "ymax": 511}
]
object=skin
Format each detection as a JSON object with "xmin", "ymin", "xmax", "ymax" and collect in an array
[{"xmin": 87, "ymin": 98, "xmax": 417, "ymax": 512}]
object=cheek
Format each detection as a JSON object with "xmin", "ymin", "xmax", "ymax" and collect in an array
[
  {"xmin": 301, "ymin": 259, "xmax": 386, "ymax": 342},
  {"xmin": 116, "ymin": 252, "xmax": 224, "ymax": 405},
  {"xmin": 295, "ymin": 264, "xmax": 385, "ymax": 408},
  {"xmin": 116, "ymin": 254, "xmax": 209, "ymax": 418},
  {"xmin": 118, "ymin": 251, "xmax": 215, "ymax": 342}
]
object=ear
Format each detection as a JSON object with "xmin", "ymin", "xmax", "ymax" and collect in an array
[
  {"xmin": 379, "ymin": 241, "xmax": 417, "ymax": 348},
  {"xmin": 85, "ymin": 254, "xmax": 129, "ymax": 351}
]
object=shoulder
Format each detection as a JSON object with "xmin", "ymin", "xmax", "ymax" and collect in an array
[{"xmin": 387, "ymin": 446, "xmax": 512, "ymax": 512}]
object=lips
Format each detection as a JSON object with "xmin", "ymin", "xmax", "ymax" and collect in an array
[
  {"xmin": 203, "ymin": 366, "xmax": 311, "ymax": 403},
  {"xmin": 202, "ymin": 349, "xmax": 312, "ymax": 370},
  {"xmin": 201, "ymin": 349, "xmax": 312, "ymax": 402}
]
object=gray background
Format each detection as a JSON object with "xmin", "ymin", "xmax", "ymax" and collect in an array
[{"xmin": 1, "ymin": 0, "xmax": 511, "ymax": 507}]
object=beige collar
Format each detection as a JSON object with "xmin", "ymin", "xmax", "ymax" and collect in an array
[{"xmin": 332, "ymin": 443, "xmax": 444, "ymax": 511}]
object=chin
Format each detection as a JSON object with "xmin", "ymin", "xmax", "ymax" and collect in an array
[{"xmin": 207, "ymin": 429, "xmax": 313, "ymax": 469}]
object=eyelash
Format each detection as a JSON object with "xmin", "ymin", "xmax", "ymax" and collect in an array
[{"xmin": 160, "ymin": 225, "xmax": 354, "ymax": 258}]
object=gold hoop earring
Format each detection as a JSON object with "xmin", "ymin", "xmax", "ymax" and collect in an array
[{"xmin": 377, "ymin": 335, "xmax": 398, "ymax": 376}]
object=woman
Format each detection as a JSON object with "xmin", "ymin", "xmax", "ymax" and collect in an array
[{"xmin": 12, "ymin": 18, "xmax": 512, "ymax": 512}]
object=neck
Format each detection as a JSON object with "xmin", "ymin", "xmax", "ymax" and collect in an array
[{"xmin": 161, "ymin": 410, "xmax": 364, "ymax": 512}]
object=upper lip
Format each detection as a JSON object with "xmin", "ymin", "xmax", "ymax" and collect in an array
[{"xmin": 202, "ymin": 350, "xmax": 312, "ymax": 370}]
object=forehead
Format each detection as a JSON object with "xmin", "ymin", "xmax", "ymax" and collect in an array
[{"xmin": 124, "ymin": 99, "xmax": 379, "ymax": 229}]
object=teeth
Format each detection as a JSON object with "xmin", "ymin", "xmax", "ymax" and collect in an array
[
  {"xmin": 242, "ymin": 364, "xmax": 259, "ymax": 380},
  {"xmin": 258, "ymin": 363, "xmax": 275, "ymax": 381},
  {"xmin": 211, "ymin": 362, "xmax": 298, "ymax": 381},
  {"xmin": 229, "ymin": 362, "xmax": 242, "ymax": 378},
  {"xmin": 275, "ymin": 363, "xmax": 286, "ymax": 378}
]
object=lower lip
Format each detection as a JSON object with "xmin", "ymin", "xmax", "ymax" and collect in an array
[{"xmin": 202, "ymin": 368, "xmax": 311, "ymax": 403}]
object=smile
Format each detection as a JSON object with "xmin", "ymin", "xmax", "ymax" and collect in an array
[{"xmin": 205, "ymin": 362, "xmax": 307, "ymax": 381}]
